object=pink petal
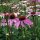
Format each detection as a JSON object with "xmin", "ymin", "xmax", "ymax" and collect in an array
[
  {"xmin": 14, "ymin": 21, "xmax": 20, "ymax": 29},
  {"xmin": 2, "ymin": 19, "xmax": 6, "ymax": 23},
  {"xmin": 28, "ymin": 12, "xmax": 32, "ymax": 15},
  {"xmin": 13, "ymin": 18, "xmax": 19, "ymax": 23},
  {"xmin": 8, "ymin": 19, "xmax": 14, "ymax": 27},
  {"xmin": 21, "ymin": 21, "xmax": 25, "ymax": 27},
  {"xmin": 24, "ymin": 18, "xmax": 33, "ymax": 26},
  {"xmin": 1, "ymin": 23, "xmax": 7, "ymax": 26},
  {"xmin": 1, "ymin": 19, "xmax": 7, "ymax": 26},
  {"xmin": 36, "ymin": 0, "xmax": 40, "ymax": 2},
  {"xmin": 13, "ymin": 18, "xmax": 20, "ymax": 29},
  {"xmin": 28, "ymin": 9, "xmax": 33, "ymax": 12},
  {"xmin": 36, "ymin": 12, "xmax": 40, "ymax": 16},
  {"xmin": 38, "ymin": 0, "xmax": 40, "ymax": 2}
]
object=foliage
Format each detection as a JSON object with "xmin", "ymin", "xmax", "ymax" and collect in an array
[{"xmin": 0, "ymin": 5, "xmax": 13, "ymax": 13}]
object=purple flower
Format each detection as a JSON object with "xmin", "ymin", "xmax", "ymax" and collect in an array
[
  {"xmin": 31, "ymin": 0, "xmax": 40, "ymax": 2},
  {"xmin": 14, "ymin": 16, "xmax": 33, "ymax": 29},
  {"xmin": 36, "ymin": 12, "xmax": 40, "ymax": 16},
  {"xmin": 8, "ymin": 14, "xmax": 17, "ymax": 27},
  {"xmin": 1, "ymin": 19, "xmax": 7, "ymax": 26},
  {"xmin": 36, "ymin": 0, "xmax": 40, "ymax": 2},
  {"xmin": 8, "ymin": 19, "xmax": 14, "ymax": 27},
  {"xmin": 28, "ymin": 12, "xmax": 40, "ymax": 16}
]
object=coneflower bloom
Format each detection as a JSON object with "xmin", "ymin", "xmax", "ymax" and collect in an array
[
  {"xmin": 1, "ymin": 19, "xmax": 7, "ymax": 26},
  {"xmin": 28, "ymin": 12, "xmax": 40, "ymax": 16},
  {"xmin": 36, "ymin": 12, "xmax": 40, "ymax": 16},
  {"xmin": 8, "ymin": 14, "xmax": 17, "ymax": 27},
  {"xmin": 14, "ymin": 16, "xmax": 33, "ymax": 29}
]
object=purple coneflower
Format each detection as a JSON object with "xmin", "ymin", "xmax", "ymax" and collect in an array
[
  {"xmin": 28, "ymin": 12, "xmax": 40, "ymax": 16},
  {"xmin": 8, "ymin": 14, "xmax": 17, "ymax": 27},
  {"xmin": 1, "ymin": 19, "xmax": 7, "ymax": 26},
  {"xmin": 14, "ymin": 16, "xmax": 33, "ymax": 29}
]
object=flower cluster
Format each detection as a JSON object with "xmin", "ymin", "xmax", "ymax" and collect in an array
[
  {"xmin": 0, "ymin": 0, "xmax": 40, "ymax": 29},
  {"xmin": 0, "ymin": 12, "xmax": 33, "ymax": 29},
  {"xmin": 0, "ymin": 11, "xmax": 40, "ymax": 29}
]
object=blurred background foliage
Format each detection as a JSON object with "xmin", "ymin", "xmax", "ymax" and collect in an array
[
  {"xmin": 0, "ymin": 5, "xmax": 13, "ymax": 13},
  {"xmin": 0, "ymin": 0, "xmax": 21, "ymax": 3}
]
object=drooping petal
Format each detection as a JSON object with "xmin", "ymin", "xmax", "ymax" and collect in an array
[
  {"xmin": 13, "ymin": 18, "xmax": 20, "ymax": 29},
  {"xmin": 1, "ymin": 19, "xmax": 7, "ymax": 26},
  {"xmin": 28, "ymin": 9, "xmax": 33, "ymax": 12},
  {"xmin": 28, "ymin": 12, "xmax": 31, "ymax": 16},
  {"xmin": 37, "ymin": 0, "xmax": 40, "ymax": 2},
  {"xmin": 1, "ymin": 22, "xmax": 7, "ymax": 26},
  {"xmin": 2, "ymin": 19, "xmax": 6, "ymax": 22},
  {"xmin": 21, "ymin": 21, "xmax": 25, "ymax": 27},
  {"xmin": 14, "ymin": 21, "xmax": 20, "ymax": 29},
  {"xmin": 38, "ymin": 0, "xmax": 40, "ymax": 2},
  {"xmin": 8, "ymin": 19, "xmax": 14, "ymax": 27},
  {"xmin": 28, "ymin": 12, "xmax": 40, "ymax": 16},
  {"xmin": 13, "ymin": 18, "xmax": 19, "ymax": 23},
  {"xmin": 24, "ymin": 18, "xmax": 33, "ymax": 26},
  {"xmin": 36, "ymin": 12, "xmax": 40, "ymax": 16}
]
